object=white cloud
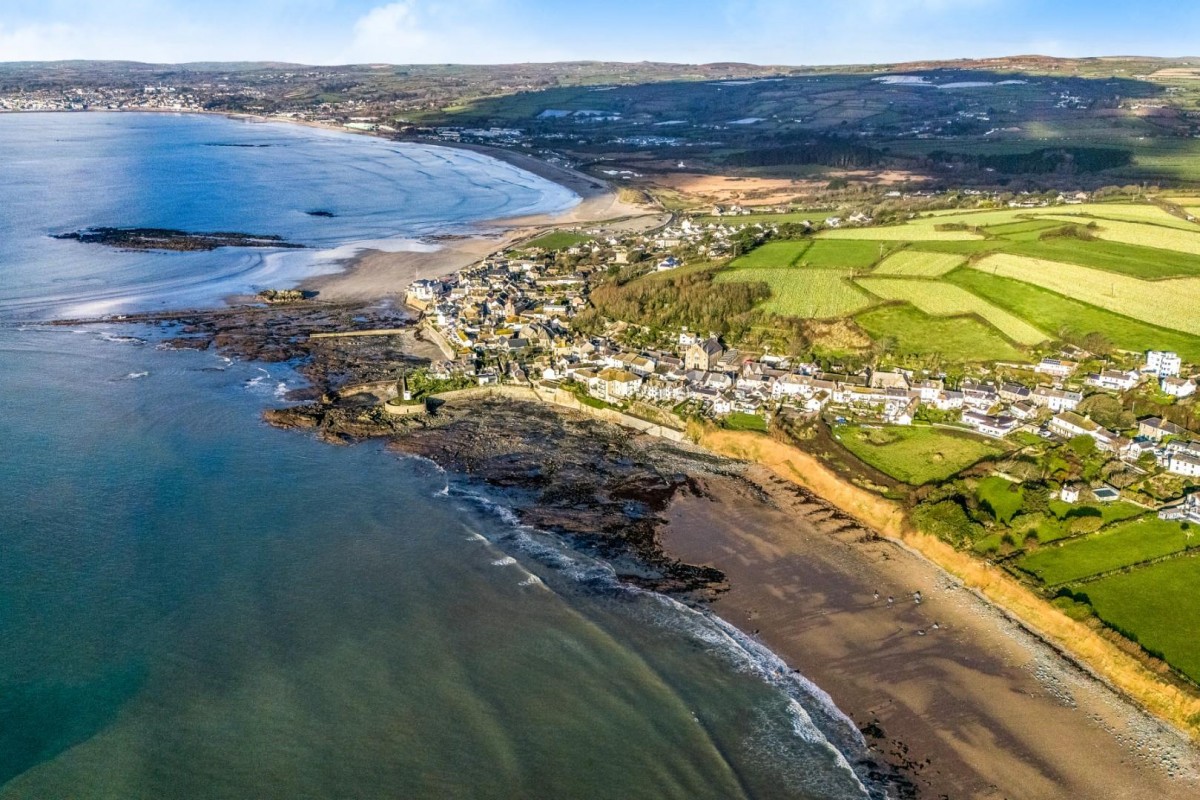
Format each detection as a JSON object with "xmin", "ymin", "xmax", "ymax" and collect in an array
[{"xmin": 343, "ymin": 0, "xmax": 556, "ymax": 63}]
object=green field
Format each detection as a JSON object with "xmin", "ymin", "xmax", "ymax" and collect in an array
[
  {"xmin": 724, "ymin": 412, "xmax": 768, "ymax": 432},
  {"xmin": 800, "ymin": 239, "xmax": 890, "ymax": 269},
  {"xmin": 855, "ymin": 304, "xmax": 1025, "ymax": 362},
  {"xmin": 971, "ymin": 253, "xmax": 1200, "ymax": 336},
  {"xmin": 522, "ymin": 231, "xmax": 592, "ymax": 250},
  {"xmin": 1050, "ymin": 217, "xmax": 1200, "ymax": 255},
  {"xmin": 818, "ymin": 224, "xmax": 983, "ymax": 242},
  {"xmin": 1083, "ymin": 556, "xmax": 1200, "ymax": 683},
  {"xmin": 856, "ymin": 277, "xmax": 1049, "ymax": 345},
  {"xmin": 1007, "ymin": 237, "xmax": 1200, "ymax": 279},
  {"xmin": 1018, "ymin": 517, "xmax": 1197, "ymax": 586},
  {"xmin": 977, "ymin": 477, "xmax": 1024, "ymax": 524},
  {"xmin": 728, "ymin": 240, "xmax": 810, "ymax": 268},
  {"xmin": 833, "ymin": 424, "xmax": 1007, "ymax": 485},
  {"xmin": 716, "ymin": 268, "xmax": 874, "ymax": 318},
  {"xmin": 946, "ymin": 270, "xmax": 1200, "ymax": 361},
  {"xmin": 871, "ymin": 250, "xmax": 966, "ymax": 277}
]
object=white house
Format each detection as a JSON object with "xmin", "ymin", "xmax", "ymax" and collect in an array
[
  {"xmin": 1145, "ymin": 350, "xmax": 1182, "ymax": 378},
  {"xmin": 962, "ymin": 410, "xmax": 1018, "ymax": 438},
  {"xmin": 1163, "ymin": 377, "xmax": 1197, "ymax": 398},
  {"xmin": 1035, "ymin": 358, "xmax": 1078, "ymax": 378},
  {"xmin": 1032, "ymin": 386, "xmax": 1083, "ymax": 412},
  {"xmin": 1166, "ymin": 451, "xmax": 1200, "ymax": 478},
  {"xmin": 1086, "ymin": 370, "xmax": 1140, "ymax": 392}
]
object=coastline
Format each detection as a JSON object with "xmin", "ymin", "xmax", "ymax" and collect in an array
[
  {"xmin": 660, "ymin": 465, "xmax": 1200, "ymax": 798},
  {"xmin": 27, "ymin": 107, "xmax": 1200, "ymax": 796}
]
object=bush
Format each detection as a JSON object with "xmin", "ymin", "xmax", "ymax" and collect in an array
[{"xmin": 911, "ymin": 500, "xmax": 982, "ymax": 547}]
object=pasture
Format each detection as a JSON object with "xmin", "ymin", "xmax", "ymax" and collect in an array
[
  {"xmin": 870, "ymin": 250, "xmax": 966, "ymax": 277},
  {"xmin": 854, "ymin": 305, "xmax": 1025, "ymax": 362},
  {"xmin": 946, "ymin": 270, "xmax": 1200, "ymax": 361},
  {"xmin": 1083, "ymin": 556, "xmax": 1200, "ymax": 684},
  {"xmin": 1017, "ymin": 517, "xmax": 1197, "ymax": 586},
  {"xmin": 728, "ymin": 240, "xmax": 811, "ymax": 268},
  {"xmin": 856, "ymin": 277, "xmax": 1049, "ymax": 344},
  {"xmin": 971, "ymin": 253, "xmax": 1200, "ymax": 336},
  {"xmin": 833, "ymin": 424, "xmax": 1006, "ymax": 485},
  {"xmin": 715, "ymin": 268, "xmax": 874, "ymax": 318}
]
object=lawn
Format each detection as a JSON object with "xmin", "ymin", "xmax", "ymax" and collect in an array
[
  {"xmin": 856, "ymin": 277, "xmax": 1049, "ymax": 345},
  {"xmin": 946, "ymin": 270, "xmax": 1200, "ymax": 361},
  {"xmin": 971, "ymin": 253, "xmax": 1200, "ymax": 336},
  {"xmin": 1047, "ymin": 500, "xmax": 1146, "ymax": 527},
  {"xmin": 870, "ymin": 250, "xmax": 966, "ymax": 277},
  {"xmin": 728, "ymin": 240, "xmax": 810, "ymax": 269},
  {"xmin": 724, "ymin": 412, "xmax": 768, "ymax": 432},
  {"xmin": 854, "ymin": 304, "xmax": 1025, "ymax": 362},
  {"xmin": 1007, "ymin": 237, "xmax": 1200, "ymax": 279},
  {"xmin": 833, "ymin": 424, "xmax": 1006, "ymax": 485},
  {"xmin": 977, "ymin": 476, "xmax": 1024, "ymax": 524},
  {"xmin": 1017, "ymin": 516, "xmax": 1198, "ymax": 586},
  {"xmin": 716, "ymin": 267, "xmax": 875, "ymax": 318},
  {"xmin": 1082, "ymin": 556, "xmax": 1200, "ymax": 683},
  {"xmin": 522, "ymin": 231, "xmax": 592, "ymax": 251}
]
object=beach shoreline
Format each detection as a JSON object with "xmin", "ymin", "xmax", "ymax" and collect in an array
[{"xmin": 659, "ymin": 464, "xmax": 1200, "ymax": 798}]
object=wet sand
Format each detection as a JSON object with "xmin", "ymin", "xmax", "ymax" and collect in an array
[
  {"xmin": 301, "ymin": 142, "xmax": 661, "ymax": 304},
  {"xmin": 661, "ymin": 468, "xmax": 1200, "ymax": 799}
]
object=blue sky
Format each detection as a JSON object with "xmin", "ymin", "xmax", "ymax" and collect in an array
[{"xmin": 2, "ymin": 0, "xmax": 1199, "ymax": 65}]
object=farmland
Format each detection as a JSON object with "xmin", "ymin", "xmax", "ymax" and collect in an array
[
  {"xmin": 1017, "ymin": 516, "xmax": 1194, "ymax": 587},
  {"xmin": 855, "ymin": 304, "xmax": 1025, "ymax": 362},
  {"xmin": 870, "ymin": 251, "xmax": 965, "ymax": 277},
  {"xmin": 817, "ymin": 223, "xmax": 983, "ymax": 242},
  {"xmin": 971, "ymin": 253, "xmax": 1200, "ymax": 336},
  {"xmin": 856, "ymin": 277, "xmax": 1049, "ymax": 344},
  {"xmin": 1005, "ymin": 237, "xmax": 1200, "ymax": 279},
  {"xmin": 716, "ymin": 267, "xmax": 873, "ymax": 318},
  {"xmin": 727, "ymin": 240, "xmax": 810, "ymax": 268},
  {"xmin": 1083, "ymin": 557, "xmax": 1200, "ymax": 684},
  {"xmin": 801, "ymin": 239, "xmax": 890, "ymax": 269},
  {"xmin": 832, "ymin": 424, "xmax": 1007, "ymax": 485},
  {"xmin": 946, "ymin": 270, "xmax": 1200, "ymax": 361}
]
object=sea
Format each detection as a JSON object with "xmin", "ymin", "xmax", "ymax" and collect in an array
[{"xmin": 0, "ymin": 112, "xmax": 878, "ymax": 799}]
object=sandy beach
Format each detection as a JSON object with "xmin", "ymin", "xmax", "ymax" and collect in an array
[
  {"xmin": 662, "ymin": 468, "xmax": 1200, "ymax": 799},
  {"xmin": 300, "ymin": 139, "xmax": 663, "ymax": 304}
]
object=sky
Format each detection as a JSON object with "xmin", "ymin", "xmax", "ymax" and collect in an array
[{"xmin": 2, "ymin": 0, "xmax": 1199, "ymax": 66}]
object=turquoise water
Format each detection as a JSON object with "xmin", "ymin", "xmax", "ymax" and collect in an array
[{"xmin": 0, "ymin": 114, "xmax": 875, "ymax": 798}]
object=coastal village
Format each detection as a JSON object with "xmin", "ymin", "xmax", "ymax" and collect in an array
[{"xmin": 401, "ymin": 212, "xmax": 1200, "ymax": 529}]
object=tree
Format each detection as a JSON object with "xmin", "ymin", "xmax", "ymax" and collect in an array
[{"xmin": 1068, "ymin": 435, "xmax": 1097, "ymax": 458}]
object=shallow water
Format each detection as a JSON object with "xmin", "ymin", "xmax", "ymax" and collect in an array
[
  {"xmin": 0, "ymin": 112, "xmax": 577, "ymax": 319},
  {"xmin": 0, "ymin": 114, "xmax": 874, "ymax": 799}
]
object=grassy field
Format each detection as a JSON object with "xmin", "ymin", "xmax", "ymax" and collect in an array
[
  {"xmin": 818, "ymin": 224, "xmax": 983, "ymax": 242},
  {"xmin": 1048, "ymin": 217, "xmax": 1200, "ymax": 255},
  {"xmin": 1018, "ymin": 517, "xmax": 1197, "ymax": 586},
  {"xmin": 1007, "ymin": 237, "xmax": 1200, "ymax": 279},
  {"xmin": 832, "ymin": 424, "xmax": 1006, "ymax": 485},
  {"xmin": 716, "ymin": 268, "xmax": 874, "ymax": 318},
  {"xmin": 724, "ymin": 412, "xmax": 768, "ymax": 432},
  {"xmin": 971, "ymin": 254, "xmax": 1200, "ymax": 336},
  {"xmin": 800, "ymin": 239, "xmax": 890, "ymax": 269},
  {"xmin": 728, "ymin": 240, "xmax": 810, "ymax": 269},
  {"xmin": 977, "ymin": 476, "xmax": 1024, "ymax": 524},
  {"xmin": 947, "ymin": 270, "xmax": 1200, "ymax": 361},
  {"xmin": 855, "ymin": 304, "xmax": 1025, "ymax": 362},
  {"xmin": 1083, "ymin": 556, "xmax": 1200, "ymax": 683},
  {"xmin": 856, "ymin": 277, "xmax": 1049, "ymax": 345},
  {"xmin": 870, "ymin": 250, "xmax": 966, "ymax": 277},
  {"xmin": 522, "ymin": 231, "xmax": 592, "ymax": 250}
]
